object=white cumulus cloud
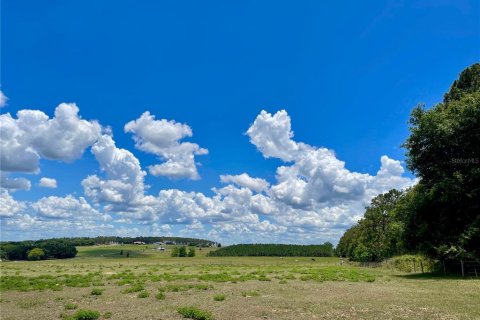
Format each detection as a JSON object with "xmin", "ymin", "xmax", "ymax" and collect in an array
[
  {"xmin": 0, "ymin": 103, "xmax": 101, "ymax": 173},
  {"xmin": 82, "ymin": 134, "xmax": 147, "ymax": 211},
  {"xmin": 125, "ymin": 111, "xmax": 208, "ymax": 180},
  {"xmin": 220, "ymin": 173, "xmax": 270, "ymax": 192},
  {"xmin": 39, "ymin": 177, "xmax": 57, "ymax": 188}
]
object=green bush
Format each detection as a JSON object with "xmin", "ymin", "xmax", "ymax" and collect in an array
[
  {"xmin": 137, "ymin": 290, "xmax": 150, "ymax": 298},
  {"xmin": 171, "ymin": 247, "xmax": 179, "ymax": 257},
  {"xmin": 177, "ymin": 306, "xmax": 214, "ymax": 320},
  {"xmin": 72, "ymin": 309, "xmax": 100, "ymax": 320},
  {"xmin": 90, "ymin": 288, "xmax": 104, "ymax": 296},
  {"xmin": 188, "ymin": 248, "xmax": 196, "ymax": 257},
  {"xmin": 179, "ymin": 246, "xmax": 187, "ymax": 257},
  {"xmin": 213, "ymin": 294, "xmax": 225, "ymax": 301},
  {"xmin": 27, "ymin": 248, "xmax": 45, "ymax": 261}
]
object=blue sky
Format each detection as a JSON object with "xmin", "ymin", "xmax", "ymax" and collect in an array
[{"xmin": 1, "ymin": 0, "xmax": 479, "ymax": 243}]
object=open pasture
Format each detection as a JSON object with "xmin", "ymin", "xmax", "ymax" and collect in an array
[{"xmin": 1, "ymin": 245, "xmax": 479, "ymax": 320}]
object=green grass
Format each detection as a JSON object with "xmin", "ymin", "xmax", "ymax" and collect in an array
[
  {"xmin": 90, "ymin": 288, "xmax": 104, "ymax": 295},
  {"xmin": 177, "ymin": 306, "xmax": 214, "ymax": 320},
  {"xmin": 64, "ymin": 303, "xmax": 78, "ymax": 310},
  {"xmin": 213, "ymin": 294, "xmax": 225, "ymax": 301},
  {"xmin": 71, "ymin": 309, "xmax": 100, "ymax": 320}
]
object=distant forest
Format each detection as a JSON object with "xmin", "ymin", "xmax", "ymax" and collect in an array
[
  {"xmin": 0, "ymin": 236, "xmax": 217, "ymax": 261},
  {"xmin": 208, "ymin": 243, "xmax": 334, "ymax": 257},
  {"xmin": 337, "ymin": 64, "xmax": 480, "ymax": 270}
]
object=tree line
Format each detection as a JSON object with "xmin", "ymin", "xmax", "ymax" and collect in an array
[
  {"xmin": 337, "ymin": 64, "xmax": 480, "ymax": 269},
  {"xmin": 208, "ymin": 243, "xmax": 334, "ymax": 257},
  {"xmin": 0, "ymin": 239, "xmax": 78, "ymax": 261}
]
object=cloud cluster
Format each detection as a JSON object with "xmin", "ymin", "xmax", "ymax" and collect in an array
[
  {"xmin": 125, "ymin": 112, "xmax": 208, "ymax": 180},
  {"xmin": 1, "ymin": 105, "xmax": 416, "ymax": 244},
  {"xmin": 0, "ymin": 103, "xmax": 101, "ymax": 173}
]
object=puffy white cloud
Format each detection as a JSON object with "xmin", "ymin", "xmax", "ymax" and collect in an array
[
  {"xmin": 220, "ymin": 173, "xmax": 269, "ymax": 192},
  {"xmin": 82, "ymin": 134, "xmax": 147, "ymax": 211},
  {"xmin": 125, "ymin": 112, "xmax": 208, "ymax": 180},
  {"xmin": 31, "ymin": 195, "xmax": 101, "ymax": 219},
  {"xmin": 0, "ymin": 90, "xmax": 7, "ymax": 108},
  {"xmin": 0, "ymin": 172, "xmax": 31, "ymax": 191},
  {"xmin": 39, "ymin": 177, "xmax": 57, "ymax": 188},
  {"xmin": 246, "ymin": 110, "xmax": 300, "ymax": 161},
  {"xmin": 0, "ymin": 103, "xmax": 101, "ymax": 173},
  {"xmin": 0, "ymin": 190, "xmax": 26, "ymax": 217}
]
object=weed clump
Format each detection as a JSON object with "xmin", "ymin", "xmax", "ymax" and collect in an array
[
  {"xmin": 64, "ymin": 302, "xmax": 78, "ymax": 310},
  {"xmin": 177, "ymin": 306, "xmax": 214, "ymax": 320},
  {"xmin": 90, "ymin": 288, "xmax": 103, "ymax": 296},
  {"xmin": 71, "ymin": 309, "xmax": 100, "ymax": 320},
  {"xmin": 155, "ymin": 291, "xmax": 166, "ymax": 300},
  {"xmin": 137, "ymin": 290, "xmax": 150, "ymax": 298},
  {"xmin": 213, "ymin": 294, "xmax": 225, "ymax": 301}
]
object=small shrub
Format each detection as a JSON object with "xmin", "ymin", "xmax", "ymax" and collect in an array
[
  {"xmin": 177, "ymin": 306, "xmax": 214, "ymax": 320},
  {"xmin": 103, "ymin": 312, "xmax": 113, "ymax": 319},
  {"xmin": 188, "ymin": 248, "xmax": 196, "ymax": 257},
  {"xmin": 155, "ymin": 291, "xmax": 166, "ymax": 300},
  {"xmin": 90, "ymin": 288, "xmax": 104, "ymax": 296},
  {"xmin": 171, "ymin": 247, "xmax": 179, "ymax": 257},
  {"xmin": 64, "ymin": 302, "xmax": 78, "ymax": 310},
  {"xmin": 137, "ymin": 290, "xmax": 150, "ymax": 298},
  {"xmin": 179, "ymin": 246, "xmax": 187, "ymax": 257},
  {"xmin": 72, "ymin": 309, "xmax": 100, "ymax": 320},
  {"xmin": 213, "ymin": 294, "xmax": 225, "ymax": 301}
]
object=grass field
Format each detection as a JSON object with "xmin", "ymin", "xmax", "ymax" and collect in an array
[{"xmin": 1, "ymin": 245, "xmax": 479, "ymax": 320}]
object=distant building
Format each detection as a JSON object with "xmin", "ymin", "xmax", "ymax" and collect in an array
[
  {"xmin": 156, "ymin": 247, "xmax": 165, "ymax": 251},
  {"xmin": 133, "ymin": 241, "xmax": 146, "ymax": 245}
]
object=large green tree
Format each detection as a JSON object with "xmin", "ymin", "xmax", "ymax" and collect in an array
[
  {"xmin": 402, "ymin": 63, "xmax": 480, "ymax": 260},
  {"xmin": 336, "ymin": 189, "xmax": 405, "ymax": 262}
]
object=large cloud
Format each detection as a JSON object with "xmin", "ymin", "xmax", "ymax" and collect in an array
[
  {"xmin": 125, "ymin": 112, "xmax": 208, "ymax": 180},
  {"xmin": 0, "ymin": 103, "xmax": 101, "ymax": 173},
  {"xmin": 0, "ymin": 172, "xmax": 31, "ymax": 191},
  {"xmin": 82, "ymin": 134, "xmax": 147, "ymax": 211}
]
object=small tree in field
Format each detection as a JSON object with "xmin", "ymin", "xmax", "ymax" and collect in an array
[
  {"xmin": 27, "ymin": 248, "xmax": 45, "ymax": 261},
  {"xmin": 178, "ymin": 246, "xmax": 187, "ymax": 257},
  {"xmin": 187, "ymin": 248, "xmax": 196, "ymax": 257},
  {"xmin": 171, "ymin": 247, "xmax": 179, "ymax": 257}
]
